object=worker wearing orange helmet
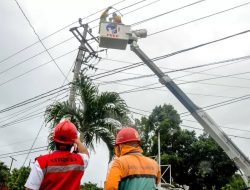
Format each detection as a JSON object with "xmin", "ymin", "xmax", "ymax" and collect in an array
[
  {"xmin": 105, "ymin": 126, "xmax": 161, "ymax": 190},
  {"xmin": 25, "ymin": 120, "xmax": 89, "ymax": 190}
]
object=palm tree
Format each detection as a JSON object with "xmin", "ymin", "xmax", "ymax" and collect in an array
[{"xmin": 45, "ymin": 75, "xmax": 129, "ymax": 160}]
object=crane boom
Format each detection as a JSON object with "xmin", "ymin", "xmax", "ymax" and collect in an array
[
  {"xmin": 130, "ymin": 40, "xmax": 250, "ymax": 186},
  {"xmin": 98, "ymin": 9, "xmax": 250, "ymax": 186}
]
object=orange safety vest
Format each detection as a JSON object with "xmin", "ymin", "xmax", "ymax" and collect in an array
[
  {"xmin": 105, "ymin": 145, "xmax": 161, "ymax": 190},
  {"xmin": 36, "ymin": 151, "xmax": 85, "ymax": 190}
]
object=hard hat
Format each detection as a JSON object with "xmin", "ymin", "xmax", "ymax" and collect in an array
[
  {"xmin": 115, "ymin": 127, "xmax": 141, "ymax": 145},
  {"xmin": 53, "ymin": 120, "xmax": 78, "ymax": 144}
]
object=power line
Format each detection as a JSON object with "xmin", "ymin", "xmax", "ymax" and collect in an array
[
  {"xmin": 0, "ymin": 146, "xmax": 47, "ymax": 158},
  {"xmin": 180, "ymin": 124, "xmax": 250, "ymax": 140},
  {"xmin": 0, "ymin": 49, "xmax": 77, "ymax": 88},
  {"xmin": 1, "ymin": 54, "xmax": 249, "ymax": 128},
  {"xmin": 132, "ymin": 0, "xmax": 205, "ymax": 26},
  {"xmin": 0, "ymin": 85, "xmax": 69, "ymax": 114},
  {"xmin": 0, "ymin": 0, "xmax": 162, "ymax": 78},
  {"xmin": 0, "ymin": 94, "xmax": 68, "ymax": 129},
  {"xmin": 149, "ymin": 1, "xmax": 250, "ymax": 36},
  {"xmin": 1, "ymin": 0, "xmax": 150, "ymax": 69},
  {"xmin": 1, "ymin": 55, "xmax": 248, "ymax": 129},
  {"xmin": 180, "ymin": 94, "xmax": 250, "ymax": 117},
  {"xmin": 128, "ymin": 107, "xmax": 250, "ymax": 139},
  {"xmin": 182, "ymin": 119, "xmax": 250, "ymax": 133},
  {"xmin": 0, "ymin": 148, "xmax": 48, "ymax": 160},
  {"xmin": 0, "ymin": 37, "xmax": 74, "ymax": 77},
  {"xmin": 21, "ymin": 51, "xmax": 77, "ymax": 169},
  {"xmin": 128, "ymin": 106, "xmax": 250, "ymax": 134},
  {"xmin": 0, "ymin": 0, "xmax": 162, "ymax": 83},
  {"xmin": 0, "ymin": 0, "xmax": 127, "ymax": 65},
  {"xmin": 14, "ymin": 0, "xmax": 69, "ymax": 81},
  {"xmin": 93, "ymin": 28, "xmax": 250, "ymax": 80},
  {"xmin": 97, "ymin": 55, "xmax": 250, "ymax": 84},
  {"xmin": 3, "ymin": 0, "xmax": 246, "ymax": 82}
]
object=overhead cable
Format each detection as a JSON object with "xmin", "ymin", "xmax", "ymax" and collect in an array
[
  {"xmin": 14, "ymin": 0, "xmax": 69, "ymax": 81},
  {"xmin": 149, "ymin": 2, "xmax": 250, "ymax": 36},
  {"xmin": 0, "ymin": 0, "xmax": 127, "ymax": 65}
]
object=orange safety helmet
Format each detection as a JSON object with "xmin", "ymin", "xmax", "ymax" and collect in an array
[
  {"xmin": 115, "ymin": 127, "xmax": 141, "ymax": 145},
  {"xmin": 53, "ymin": 120, "xmax": 78, "ymax": 144}
]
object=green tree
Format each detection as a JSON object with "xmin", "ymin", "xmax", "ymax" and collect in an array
[
  {"xmin": 187, "ymin": 134, "xmax": 237, "ymax": 189},
  {"xmin": 45, "ymin": 75, "xmax": 129, "ymax": 160},
  {"xmin": 81, "ymin": 182, "xmax": 103, "ymax": 190},
  {"xmin": 221, "ymin": 174, "xmax": 246, "ymax": 190},
  {"xmin": 0, "ymin": 161, "xmax": 10, "ymax": 188},
  {"xmin": 137, "ymin": 104, "xmax": 238, "ymax": 190},
  {"xmin": 7, "ymin": 166, "xmax": 30, "ymax": 190}
]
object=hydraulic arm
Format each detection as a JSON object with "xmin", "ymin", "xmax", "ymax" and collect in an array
[
  {"xmin": 129, "ymin": 39, "xmax": 250, "ymax": 186},
  {"xmin": 98, "ymin": 7, "xmax": 250, "ymax": 187}
]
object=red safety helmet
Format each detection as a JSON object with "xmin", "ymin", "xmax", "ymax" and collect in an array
[
  {"xmin": 53, "ymin": 120, "xmax": 78, "ymax": 144},
  {"xmin": 115, "ymin": 127, "xmax": 141, "ymax": 145}
]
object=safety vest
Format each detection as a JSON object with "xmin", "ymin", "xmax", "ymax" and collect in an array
[
  {"xmin": 105, "ymin": 145, "xmax": 161, "ymax": 190},
  {"xmin": 36, "ymin": 151, "xmax": 84, "ymax": 190}
]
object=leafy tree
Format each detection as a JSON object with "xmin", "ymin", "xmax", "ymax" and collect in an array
[
  {"xmin": 0, "ymin": 161, "xmax": 10, "ymax": 188},
  {"xmin": 187, "ymin": 134, "xmax": 237, "ymax": 189},
  {"xmin": 45, "ymin": 75, "xmax": 129, "ymax": 160},
  {"xmin": 221, "ymin": 174, "xmax": 246, "ymax": 190},
  {"xmin": 7, "ymin": 166, "xmax": 30, "ymax": 190},
  {"xmin": 81, "ymin": 182, "xmax": 103, "ymax": 190},
  {"xmin": 137, "ymin": 104, "xmax": 238, "ymax": 190}
]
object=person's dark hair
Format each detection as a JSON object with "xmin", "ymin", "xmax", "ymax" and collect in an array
[{"xmin": 55, "ymin": 142, "xmax": 73, "ymax": 151}]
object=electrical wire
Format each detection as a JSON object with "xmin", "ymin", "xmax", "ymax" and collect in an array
[
  {"xmin": 182, "ymin": 119, "xmax": 250, "ymax": 133},
  {"xmin": 180, "ymin": 124, "xmax": 250, "ymax": 140},
  {"xmin": 92, "ymin": 29, "xmax": 250, "ymax": 80},
  {"xmin": 131, "ymin": 0, "xmax": 205, "ymax": 26},
  {"xmin": 0, "ymin": 0, "xmax": 127, "ymax": 65},
  {"xmin": 1, "ymin": 0, "xmax": 248, "ymax": 166},
  {"xmin": 14, "ymin": 0, "xmax": 69, "ymax": 81},
  {"xmin": 0, "ymin": 0, "xmax": 161, "ymax": 78},
  {"xmin": 2, "ymin": 0, "xmax": 244, "ymax": 84},
  {"xmin": 0, "ymin": 149, "xmax": 48, "ymax": 160},
  {"xmin": 0, "ymin": 85, "xmax": 69, "ymax": 114},
  {"xmin": 148, "ymin": 2, "xmax": 250, "ymax": 36},
  {"xmin": 0, "ymin": 146, "xmax": 47, "ymax": 158},
  {"xmin": 0, "ymin": 49, "xmax": 77, "ymax": 88},
  {"xmin": 1, "ymin": 54, "xmax": 249, "ymax": 129},
  {"xmin": 97, "ymin": 55, "xmax": 250, "ymax": 84}
]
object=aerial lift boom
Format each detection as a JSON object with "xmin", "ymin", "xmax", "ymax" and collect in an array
[{"xmin": 98, "ymin": 8, "xmax": 250, "ymax": 187}]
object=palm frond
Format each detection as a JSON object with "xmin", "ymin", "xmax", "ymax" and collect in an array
[
  {"xmin": 95, "ymin": 92, "xmax": 128, "ymax": 120},
  {"xmin": 93, "ymin": 127, "xmax": 115, "ymax": 161}
]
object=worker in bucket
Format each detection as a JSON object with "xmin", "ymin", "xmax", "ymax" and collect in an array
[
  {"xmin": 25, "ymin": 120, "xmax": 89, "ymax": 190},
  {"xmin": 105, "ymin": 126, "xmax": 161, "ymax": 190},
  {"xmin": 100, "ymin": 6, "xmax": 122, "ymax": 23}
]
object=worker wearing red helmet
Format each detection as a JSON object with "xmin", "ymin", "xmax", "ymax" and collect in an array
[
  {"xmin": 105, "ymin": 126, "xmax": 161, "ymax": 190},
  {"xmin": 25, "ymin": 120, "xmax": 89, "ymax": 190}
]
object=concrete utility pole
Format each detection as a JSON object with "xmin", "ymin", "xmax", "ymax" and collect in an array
[
  {"xmin": 9, "ymin": 156, "xmax": 17, "ymax": 171},
  {"xmin": 68, "ymin": 20, "xmax": 99, "ymax": 108}
]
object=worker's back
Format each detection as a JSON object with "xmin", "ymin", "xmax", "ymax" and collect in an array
[
  {"xmin": 108, "ymin": 153, "xmax": 160, "ymax": 190},
  {"xmin": 37, "ymin": 151, "xmax": 84, "ymax": 190}
]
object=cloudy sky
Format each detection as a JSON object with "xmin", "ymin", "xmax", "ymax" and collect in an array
[{"xmin": 0, "ymin": 0, "xmax": 250, "ymax": 186}]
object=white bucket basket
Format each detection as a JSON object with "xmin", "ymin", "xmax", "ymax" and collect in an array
[{"xmin": 99, "ymin": 22, "xmax": 131, "ymax": 50}]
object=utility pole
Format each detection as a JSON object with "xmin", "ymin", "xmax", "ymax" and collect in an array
[
  {"xmin": 158, "ymin": 131, "xmax": 161, "ymax": 189},
  {"xmin": 69, "ymin": 20, "xmax": 99, "ymax": 108},
  {"xmin": 9, "ymin": 156, "xmax": 17, "ymax": 171}
]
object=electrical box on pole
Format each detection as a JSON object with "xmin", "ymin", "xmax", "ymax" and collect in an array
[{"xmin": 98, "ymin": 7, "xmax": 250, "ymax": 187}]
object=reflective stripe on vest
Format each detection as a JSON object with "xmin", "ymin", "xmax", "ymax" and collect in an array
[{"xmin": 42, "ymin": 164, "xmax": 84, "ymax": 174}]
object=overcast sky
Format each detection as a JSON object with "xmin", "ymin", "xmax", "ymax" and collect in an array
[{"xmin": 0, "ymin": 0, "xmax": 250, "ymax": 187}]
